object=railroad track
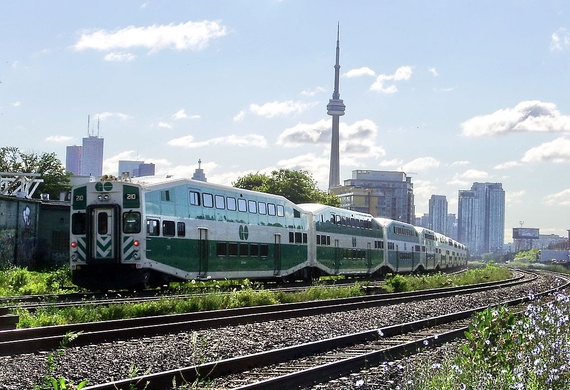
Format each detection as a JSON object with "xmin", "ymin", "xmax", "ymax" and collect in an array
[
  {"xmin": 81, "ymin": 270, "xmax": 569, "ymax": 390},
  {"xmin": 0, "ymin": 270, "xmax": 529, "ymax": 357}
]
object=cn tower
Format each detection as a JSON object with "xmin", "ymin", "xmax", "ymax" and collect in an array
[{"xmin": 327, "ymin": 24, "xmax": 346, "ymax": 190}]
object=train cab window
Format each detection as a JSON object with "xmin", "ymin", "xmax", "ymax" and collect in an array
[
  {"xmin": 293, "ymin": 209, "xmax": 301, "ymax": 218},
  {"xmin": 227, "ymin": 197, "xmax": 237, "ymax": 211},
  {"xmin": 248, "ymin": 200, "xmax": 257, "ymax": 213},
  {"xmin": 177, "ymin": 222, "xmax": 186, "ymax": 237},
  {"xmin": 267, "ymin": 203, "xmax": 276, "ymax": 216},
  {"xmin": 203, "ymin": 193, "xmax": 214, "ymax": 208},
  {"xmin": 147, "ymin": 219, "xmax": 160, "ymax": 236},
  {"xmin": 238, "ymin": 198, "xmax": 247, "ymax": 212},
  {"xmin": 122, "ymin": 212, "xmax": 141, "ymax": 234},
  {"xmin": 215, "ymin": 195, "xmax": 225, "ymax": 209},
  {"xmin": 72, "ymin": 213, "xmax": 86, "ymax": 235},
  {"xmin": 277, "ymin": 205, "xmax": 285, "ymax": 217},
  {"xmin": 189, "ymin": 191, "xmax": 201, "ymax": 206},
  {"xmin": 162, "ymin": 220, "xmax": 175, "ymax": 237},
  {"xmin": 97, "ymin": 212, "xmax": 108, "ymax": 235},
  {"xmin": 258, "ymin": 202, "xmax": 267, "ymax": 215}
]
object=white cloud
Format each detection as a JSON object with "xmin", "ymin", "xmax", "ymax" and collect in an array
[
  {"xmin": 276, "ymin": 153, "xmax": 330, "ymax": 188},
  {"xmin": 104, "ymin": 52, "xmax": 136, "ymax": 62},
  {"xmin": 370, "ymin": 66, "xmax": 413, "ymax": 93},
  {"xmin": 74, "ymin": 20, "xmax": 227, "ymax": 53},
  {"xmin": 344, "ymin": 67, "xmax": 376, "ymax": 78},
  {"xmin": 158, "ymin": 122, "xmax": 172, "ymax": 129},
  {"xmin": 507, "ymin": 190, "xmax": 525, "ymax": 205},
  {"xmin": 249, "ymin": 100, "xmax": 317, "ymax": 118},
  {"xmin": 379, "ymin": 158, "xmax": 404, "ymax": 168},
  {"xmin": 402, "ymin": 157, "xmax": 440, "ymax": 173},
  {"xmin": 95, "ymin": 112, "xmax": 131, "ymax": 121},
  {"xmin": 45, "ymin": 135, "xmax": 73, "ymax": 143},
  {"xmin": 428, "ymin": 67, "xmax": 439, "ymax": 77},
  {"xmin": 551, "ymin": 28, "xmax": 570, "ymax": 51},
  {"xmin": 494, "ymin": 161, "xmax": 520, "ymax": 169},
  {"xmin": 543, "ymin": 189, "xmax": 570, "ymax": 206},
  {"xmin": 300, "ymin": 86, "xmax": 325, "ymax": 96},
  {"xmin": 233, "ymin": 110, "xmax": 246, "ymax": 122},
  {"xmin": 461, "ymin": 100, "xmax": 570, "ymax": 137},
  {"xmin": 451, "ymin": 160, "xmax": 470, "ymax": 167},
  {"xmin": 461, "ymin": 169, "xmax": 489, "ymax": 180},
  {"xmin": 277, "ymin": 119, "xmax": 330, "ymax": 145},
  {"xmin": 171, "ymin": 109, "xmax": 199, "ymax": 120},
  {"xmin": 168, "ymin": 134, "xmax": 267, "ymax": 149},
  {"xmin": 521, "ymin": 137, "xmax": 570, "ymax": 163}
]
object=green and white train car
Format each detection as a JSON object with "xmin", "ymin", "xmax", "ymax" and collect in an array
[
  {"xmin": 70, "ymin": 177, "xmax": 310, "ymax": 290},
  {"xmin": 297, "ymin": 203, "xmax": 385, "ymax": 276}
]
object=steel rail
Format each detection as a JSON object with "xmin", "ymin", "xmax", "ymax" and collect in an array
[
  {"xmin": 83, "ymin": 272, "xmax": 569, "ymax": 390},
  {"xmin": 0, "ymin": 271, "xmax": 533, "ymax": 356}
]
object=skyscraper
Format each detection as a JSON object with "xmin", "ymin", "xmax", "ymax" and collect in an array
[
  {"xmin": 81, "ymin": 135, "xmax": 104, "ymax": 177},
  {"xmin": 458, "ymin": 182, "xmax": 505, "ymax": 255},
  {"xmin": 429, "ymin": 195, "xmax": 448, "ymax": 235},
  {"xmin": 327, "ymin": 24, "xmax": 346, "ymax": 190},
  {"xmin": 65, "ymin": 145, "xmax": 82, "ymax": 175}
]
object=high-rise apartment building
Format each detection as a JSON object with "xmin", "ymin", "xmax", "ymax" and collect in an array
[
  {"xmin": 429, "ymin": 195, "xmax": 448, "ymax": 235},
  {"xmin": 331, "ymin": 170, "xmax": 415, "ymax": 223},
  {"xmin": 458, "ymin": 182, "xmax": 505, "ymax": 255}
]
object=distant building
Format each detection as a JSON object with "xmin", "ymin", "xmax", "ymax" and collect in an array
[
  {"xmin": 428, "ymin": 195, "xmax": 448, "ymax": 235},
  {"xmin": 118, "ymin": 160, "xmax": 156, "ymax": 178},
  {"xmin": 81, "ymin": 135, "xmax": 104, "ymax": 177},
  {"xmin": 331, "ymin": 170, "xmax": 415, "ymax": 223},
  {"xmin": 447, "ymin": 213, "xmax": 458, "ymax": 241},
  {"xmin": 191, "ymin": 159, "xmax": 207, "ymax": 182},
  {"xmin": 65, "ymin": 145, "xmax": 82, "ymax": 175},
  {"xmin": 458, "ymin": 182, "xmax": 505, "ymax": 255}
]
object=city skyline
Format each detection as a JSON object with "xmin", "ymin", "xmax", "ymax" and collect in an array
[{"xmin": 1, "ymin": 1, "xmax": 570, "ymax": 239}]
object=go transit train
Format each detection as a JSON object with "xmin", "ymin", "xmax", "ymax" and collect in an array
[{"xmin": 69, "ymin": 176, "xmax": 467, "ymax": 291}]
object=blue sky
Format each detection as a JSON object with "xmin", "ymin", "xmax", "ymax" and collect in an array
[{"xmin": 2, "ymin": 0, "xmax": 570, "ymax": 242}]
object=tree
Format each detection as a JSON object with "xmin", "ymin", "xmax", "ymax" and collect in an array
[
  {"xmin": 233, "ymin": 169, "xmax": 340, "ymax": 207},
  {"xmin": 0, "ymin": 147, "xmax": 71, "ymax": 200}
]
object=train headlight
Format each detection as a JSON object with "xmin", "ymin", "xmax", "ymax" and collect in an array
[
  {"xmin": 71, "ymin": 253, "xmax": 78, "ymax": 261},
  {"xmin": 133, "ymin": 252, "xmax": 140, "ymax": 260},
  {"xmin": 97, "ymin": 194, "xmax": 111, "ymax": 201}
]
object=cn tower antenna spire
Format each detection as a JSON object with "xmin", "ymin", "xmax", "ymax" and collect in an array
[{"xmin": 327, "ymin": 22, "xmax": 346, "ymax": 191}]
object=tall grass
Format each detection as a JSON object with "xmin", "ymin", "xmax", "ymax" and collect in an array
[
  {"xmin": 0, "ymin": 266, "xmax": 72, "ymax": 296},
  {"xmin": 384, "ymin": 263, "xmax": 511, "ymax": 292}
]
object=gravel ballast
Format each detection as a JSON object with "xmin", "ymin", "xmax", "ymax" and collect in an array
[{"xmin": 0, "ymin": 276, "xmax": 561, "ymax": 388}]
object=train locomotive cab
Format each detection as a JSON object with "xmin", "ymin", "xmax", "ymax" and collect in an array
[{"xmin": 70, "ymin": 181, "xmax": 148, "ymax": 291}]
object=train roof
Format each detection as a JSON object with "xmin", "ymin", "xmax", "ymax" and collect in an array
[
  {"xmin": 297, "ymin": 203, "xmax": 373, "ymax": 218},
  {"xmin": 125, "ymin": 175, "xmax": 294, "ymax": 204}
]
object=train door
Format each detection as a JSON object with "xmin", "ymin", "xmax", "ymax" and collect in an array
[
  {"xmin": 367, "ymin": 242, "xmax": 372, "ymax": 272},
  {"xmin": 273, "ymin": 233, "xmax": 281, "ymax": 276},
  {"xmin": 334, "ymin": 239, "xmax": 340, "ymax": 274},
  {"xmin": 87, "ymin": 204, "xmax": 120, "ymax": 263},
  {"xmin": 198, "ymin": 228, "xmax": 208, "ymax": 278}
]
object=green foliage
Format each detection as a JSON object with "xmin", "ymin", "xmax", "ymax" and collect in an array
[
  {"xmin": 0, "ymin": 267, "xmax": 73, "ymax": 296},
  {"xmin": 395, "ymin": 293, "xmax": 570, "ymax": 389},
  {"xmin": 233, "ymin": 169, "xmax": 340, "ymax": 206},
  {"xmin": 384, "ymin": 263, "xmax": 511, "ymax": 293},
  {"xmin": 0, "ymin": 146, "xmax": 71, "ymax": 200},
  {"xmin": 513, "ymin": 248, "xmax": 541, "ymax": 263}
]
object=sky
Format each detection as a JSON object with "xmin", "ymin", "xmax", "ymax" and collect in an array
[{"xmin": 1, "ymin": 0, "xmax": 570, "ymax": 242}]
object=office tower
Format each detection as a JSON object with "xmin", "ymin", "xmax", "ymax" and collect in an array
[
  {"xmin": 137, "ymin": 163, "xmax": 155, "ymax": 177},
  {"xmin": 118, "ymin": 160, "xmax": 144, "ymax": 177},
  {"xmin": 458, "ymin": 182, "xmax": 505, "ymax": 255},
  {"xmin": 327, "ymin": 24, "xmax": 346, "ymax": 190},
  {"xmin": 81, "ymin": 135, "xmax": 104, "ymax": 177},
  {"xmin": 429, "ymin": 195, "xmax": 448, "ymax": 234},
  {"xmin": 65, "ymin": 145, "xmax": 82, "ymax": 175},
  {"xmin": 331, "ymin": 170, "xmax": 415, "ymax": 224}
]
